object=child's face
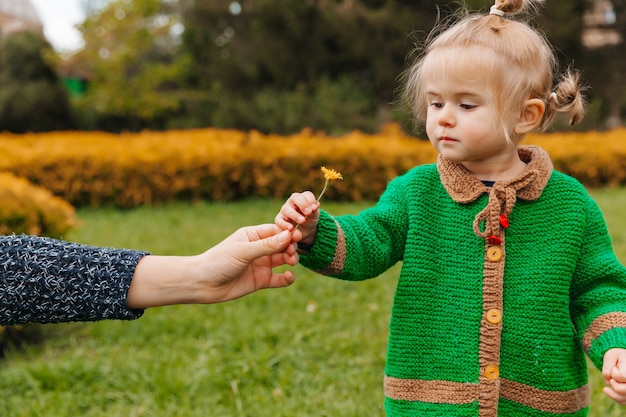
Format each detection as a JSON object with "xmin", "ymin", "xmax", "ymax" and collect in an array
[{"xmin": 424, "ymin": 60, "xmax": 518, "ymax": 168}]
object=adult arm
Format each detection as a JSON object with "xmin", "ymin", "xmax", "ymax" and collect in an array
[
  {"xmin": 1, "ymin": 225, "xmax": 297, "ymax": 325},
  {"xmin": 126, "ymin": 224, "xmax": 297, "ymax": 308},
  {"xmin": 0, "ymin": 234, "xmax": 148, "ymax": 325}
]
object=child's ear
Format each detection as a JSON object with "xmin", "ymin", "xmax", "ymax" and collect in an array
[{"xmin": 514, "ymin": 98, "xmax": 545, "ymax": 135}]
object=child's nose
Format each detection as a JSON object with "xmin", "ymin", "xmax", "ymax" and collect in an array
[{"xmin": 438, "ymin": 104, "xmax": 455, "ymax": 126}]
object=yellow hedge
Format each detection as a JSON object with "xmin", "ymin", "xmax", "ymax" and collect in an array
[
  {"xmin": 0, "ymin": 125, "xmax": 623, "ymax": 207},
  {"xmin": 525, "ymin": 130, "xmax": 626, "ymax": 187},
  {"xmin": 0, "ymin": 173, "xmax": 76, "ymax": 348},
  {"xmin": 0, "ymin": 171, "xmax": 76, "ymax": 237}
]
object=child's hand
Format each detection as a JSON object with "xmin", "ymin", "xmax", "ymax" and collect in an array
[
  {"xmin": 602, "ymin": 348, "xmax": 626, "ymax": 405},
  {"xmin": 275, "ymin": 191, "xmax": 320, "ymax": 246}
]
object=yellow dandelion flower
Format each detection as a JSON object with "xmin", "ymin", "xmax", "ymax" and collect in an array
[
  {"xmin": 317, "ymin": 166, "xmax": 343, "ymax": 201},
  {"xmin": 321, "ymin": 166, "xmax": 343, "ymax": 181},
  {"xmin": 295, "ymin": 166, "xmax": 343, "ymax": 230}
]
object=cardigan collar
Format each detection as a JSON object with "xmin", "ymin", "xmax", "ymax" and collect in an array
[{"xmin": 437, "ymin": 145, "xmax": 553, "ymax": 238}]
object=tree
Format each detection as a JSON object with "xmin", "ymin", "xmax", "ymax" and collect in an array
[
  {"xmin": 578, "ymin": 0, "xmax": 626, "ymax": 128},
  {"xmin": 67, "ymin": 0, "xmax": 609, "ymax": 133},
  {"xmin": 183, "ymin": 0, "xmax": 443, "ymax": 99},
  {"xmin": 73, "ymin": 0, "xmax": 189, "ymax": 131},
  {"xmin": 0, "ymin": 31, "xmax": 74, "ymax": 133},
  {"xmin": 181, "ymin": 0, "xmax": 442, "ymax": 134},
  {"xmin": 182, "ymin": 0, "xmax": 613, "ymax": 133}
]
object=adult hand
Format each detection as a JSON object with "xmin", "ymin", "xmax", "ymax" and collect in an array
[{"xmin": 126, "ymin": 224, "xmax": 298, "ymax": 308}]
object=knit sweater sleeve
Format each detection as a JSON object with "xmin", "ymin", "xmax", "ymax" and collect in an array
[
  {"xmin": 0, "ymin": 234, "xmax": 149, "ymax": 325},
  {"xmin": 299, "ymin": 171, "xmax": 410, "ymax": 280},
  {"xmin": 570, "ymin": 196, "xmax": 626, "ymax": 369}
]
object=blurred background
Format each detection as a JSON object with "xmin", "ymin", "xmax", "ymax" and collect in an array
[
  {"xmin": 1, "ymin": 3, "xmax": 625, "ymax": 416},
  {"xmin": 1, "ymin": 0, "xmax": 624, "ymax": 136}
]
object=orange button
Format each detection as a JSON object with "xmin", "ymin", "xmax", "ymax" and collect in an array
[
  {"xmin": 484, "ymin": 365, "xmax": 499, "ymax": 380},
  {"xmin": 486, "ymin": 309, "xmax": 502, "ymax": 324},
  {"xmin": 487, "ymin": 246, "xmax": 503, "ymax": 262}
]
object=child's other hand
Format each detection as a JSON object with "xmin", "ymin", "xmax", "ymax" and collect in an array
[
  {"xmin": 275, "ymin": 191, "xmax": 320, "ymax": 245},
  {"xmin": 602, "ymin": 348, "xmax": 626, "ymax": 405}
]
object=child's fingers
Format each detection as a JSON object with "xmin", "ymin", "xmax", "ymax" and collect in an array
[
  {"xmin": 604, "ymin": 349, "xmax": 626, "ymax": 384},
  {"xmin": 289, "ymin": 191, "xmax": 319, "ymax": 215},
  {"xmin": 279, "ymin": 193, "xmax": 318, "ymax": 225},
  {"xmin": 602, "ymin": 354, "xmax": 626, "ymax": 405},
  {"xmin": 604, "ymin": 380, "xmax": 626, "ymax": 405},
  {"xmin": 274, "ymin": 194, "xmax": 315, "ymax": 229},
  {"xmin": 612, "ymin": 366, "xmax": 626, "ymax": 383},
  {"xmin": 274, "ymin": 207, "xmax": 297, "ymax": 229},
  {"xmin": 604, "ymin": 356, "xmax": 617, "ymax": 383}
]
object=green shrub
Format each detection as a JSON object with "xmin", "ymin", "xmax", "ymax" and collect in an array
[{"xmin": 0, "ymin": 31, "xmax": 74, "ymax": 133}]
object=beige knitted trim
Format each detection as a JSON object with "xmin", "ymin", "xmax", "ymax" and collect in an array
[
  {"xmin": 478, "ymin": 235, "xmax": 505, "ymax": 415},
  {"xmin": 582, "ymin": 312, "xmax": 626, "ymax": 352},
  {"xmin": 317, "ymin": 219, "xmax": 346, "ymax": 275},
  {"xmin": 385, "ymin": 376, "xmax": 589, "ymax": 414},
  {"xmin": 501, "ymin": 379, "xmax": 590, "ymax": 414},
  {"xmin": 436, "ymin": 145, "xmax": 554, "ymax": 416},
  {"xmin": 437, "ymin": 145, "xmax": 553, "ymax": 205},
  {"xmin": 384, "ymin": 376, "xmax": 478, "ymax": 404}
]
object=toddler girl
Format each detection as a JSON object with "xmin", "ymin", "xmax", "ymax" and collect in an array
[{"xmin": 275, "ymin": 0, "xmax": 626, "ymax": 415}]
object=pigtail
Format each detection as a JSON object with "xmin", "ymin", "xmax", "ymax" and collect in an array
[
  {"xmin": 490, "ymin": 0, "xmax": 544, "ymax": 16},
  {"xmin": 489, "ymin": 0, "xmax": 586, "ymax": 130},
  {"xmin": 543, "ymin": 69, "xmax": 586, "ymax": 128}
]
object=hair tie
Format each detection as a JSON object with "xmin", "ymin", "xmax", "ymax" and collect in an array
[
  {"xmin": 490, "ymin": 5, "xmax": 505, "ymax": 16},
  {"xmin": 550, "ymin": 92, "xmax": 559, "ymax": 106}
]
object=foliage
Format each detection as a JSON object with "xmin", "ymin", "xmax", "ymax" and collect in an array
[
  {"xmin": 0, "ymin": 125, "xmax": 433, "ymax": 207},
  {"xmin": 0, "ymin": 126, "xmax": 625, "ymax": 208},
  {"xmin": 0, "ymin": 31, "xmax": 74, "ymax": 133},
  {"xmin": 179, "ymin": 0, "xmax": 622, "ymax": 133},
  {"xmin": 579, "ymin": 0, "xmax": 626, "ymax": 129},
  {"xmin": 526, "ymin": 129, "xmax": 626, "ymax": 187},
  {"xmin": 170, "ymin": 75, "xmax": 381, "ymax": 134},
  {"xmin": 1, "ymin": 1, "xmax": 621, "ymax": 133},
  {"xmin": 183, "ymin": 0, "xmax": 421, "ymax": 98},
  {"xmin": 73, "ymin": 0, "xmax": 189, "ymax": 131},
  {"xmin": 0, "ymin": 197, "xmax": 624, "ymax": 416},
  {"xmin": 0, "ymin": 171, "xmax": 76, "ymax": 238},
  {"xmin": 179, "ymin": 0, "xmax": 437, "ymax": 133}
]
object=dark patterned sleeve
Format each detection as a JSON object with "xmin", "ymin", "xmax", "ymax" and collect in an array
[{"xmin": 0, "ymin": 234, "xmax": 150, "ymax": 325}]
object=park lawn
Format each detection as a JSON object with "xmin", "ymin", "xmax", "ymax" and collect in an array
[{"xmin": 0, "ymin": 190, "xmax": 625, "ymax": 417}]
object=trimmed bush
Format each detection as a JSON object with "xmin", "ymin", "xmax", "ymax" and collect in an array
[
  {"xmin": 0, "ymin": 171, "xmax": 76, "ymax": 237},
  {"xmin": 0, "ymin": 126, "xmax": 623, "ymax": 208}
]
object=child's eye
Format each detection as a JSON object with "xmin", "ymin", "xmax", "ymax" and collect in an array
[
  {"xmin": 429, "ymin": 101, "xmax": 444, "ymax": 109},
  {"xmin": 460, "ymin": 103, "xmax": 477, "ymax": 110}
]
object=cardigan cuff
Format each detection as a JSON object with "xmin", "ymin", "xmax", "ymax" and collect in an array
[
  {"xmin": 587, "ymin": 326, "xmax": 626, "ymax": 369},
  {"xmin": 298, "ymin": 210, "xmax": 339, "ymax": 271}
]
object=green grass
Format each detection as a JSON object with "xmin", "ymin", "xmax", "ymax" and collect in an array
[{"xmin": 0, "ymin": 191, "xmax": 625, "ymax": 417}]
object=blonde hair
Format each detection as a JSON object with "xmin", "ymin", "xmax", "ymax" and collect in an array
[{"xmin": 401, "ymin": 0, "xmax": 585, "ymax": 139}]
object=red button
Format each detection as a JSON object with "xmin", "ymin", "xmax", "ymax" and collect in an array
[{"xmin": 499, "ymin": 214, "xmax": 509, "ymax": 229}]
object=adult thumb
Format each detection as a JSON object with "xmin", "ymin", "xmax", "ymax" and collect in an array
[{"xmin": 248, "ymin": 229, "xmax": 291, "ymax": 259}]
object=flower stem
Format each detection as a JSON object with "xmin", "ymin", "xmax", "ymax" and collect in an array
[
  {"xmin": 316, "ymin": 180, "xmax": 330, "ymax": 201},
  {"xmin": 294, "ymin": 180, "xmax": 329, "ymax": 230}
]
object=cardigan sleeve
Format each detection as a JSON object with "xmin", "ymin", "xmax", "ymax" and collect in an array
[
  {"xmin": 299, "ymin": 172, "xmax": 409, "ymax": 280},
  {"xmin": 569, "ymin": 197, "xmax": 626, "ymax": 369},
  {"xmin": 0, "ymin": 234, "xmax": 149, "ymax": 325}
]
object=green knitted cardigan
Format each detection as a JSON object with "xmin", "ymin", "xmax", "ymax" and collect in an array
[{"xmin": 298, "ymin": 146, "xmax": 626, "ymax": 417}]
